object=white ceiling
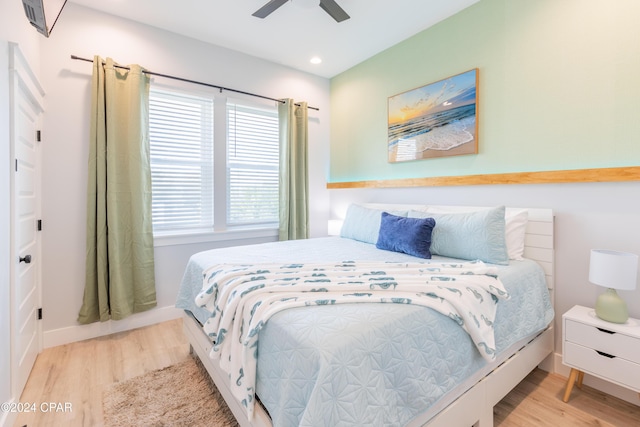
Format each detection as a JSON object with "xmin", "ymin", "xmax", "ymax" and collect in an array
[{"xmin": 68, "ymin": 0, "xmax": 479, "ymax": 78}]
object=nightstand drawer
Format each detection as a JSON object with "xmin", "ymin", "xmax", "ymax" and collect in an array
[
  {"xmin": 564, "ymin": 342, "xmax": 640, "ymax": 391},
  {"xmin": 565, "ymin": 319, "xmax": 640, "ymax": 363}
]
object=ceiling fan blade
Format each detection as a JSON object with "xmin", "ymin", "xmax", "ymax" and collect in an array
[
  {"xmin": 252, "ymin": 0, "xmax": 289, "ymax": 18},
  {"xmin": 319, "ymin": 0, "xmax": 350, "ymax": 22}
]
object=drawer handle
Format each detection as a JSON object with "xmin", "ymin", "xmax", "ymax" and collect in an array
[
  {"xmin": 596, "ymin": 350, "xmax": 615, "ymax": 359},
  {"xmin": 596, "ymin": 327, "xmax": 615, "ymax": 335}
]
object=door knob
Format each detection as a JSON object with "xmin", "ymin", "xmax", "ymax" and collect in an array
[{"xmin": 19, "ymin": 254, "xmax": 32, "ymax": 264}]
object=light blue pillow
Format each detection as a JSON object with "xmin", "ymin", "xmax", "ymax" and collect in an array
[
  {"xmin": 409, "ymin": 206, "xmax": 509, "ymax": 265},
  {"xmin": 376, "ymin": 212, "xmax": 435, "ymax": 258},
  {"xmin": 340, "ymin": 204, "xmax": 408, "ymax": 244}
]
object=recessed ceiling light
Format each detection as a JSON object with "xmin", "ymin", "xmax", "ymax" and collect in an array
[{"xmin": 310, "ymin": 56, "xmax": 322, "ymax": 65}]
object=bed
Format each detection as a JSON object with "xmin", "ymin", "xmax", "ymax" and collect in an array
[{"xmin": 176, "ymin": 204, "xmax": 555, "ymax": 427}]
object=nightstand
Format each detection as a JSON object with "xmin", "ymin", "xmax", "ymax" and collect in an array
[{"xmin": 562, "ymin": 305, "xmax": 640, "ymax": 402}]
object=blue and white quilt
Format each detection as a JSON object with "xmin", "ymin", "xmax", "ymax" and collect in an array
[
  {"xmin": 175, "ymin": 237, "xmax": 554, "ymax": 426},
  {"xmin": 195, "ymin": 260, "xmax": 509, "ymax": 420}
]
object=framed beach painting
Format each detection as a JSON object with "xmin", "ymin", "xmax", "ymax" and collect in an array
[{"xmin": 388, "ymin": 68, "xmax": 478, "ymax": 163}]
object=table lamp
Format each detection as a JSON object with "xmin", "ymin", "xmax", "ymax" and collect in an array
[{"xmin": 589, "ymin": 249, "xmax": 638, "ymax": 323}]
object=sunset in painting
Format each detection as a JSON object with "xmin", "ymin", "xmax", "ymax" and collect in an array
[{"xmin": 388, "ymin": 69, "xmax": 478, "ymax": 162}]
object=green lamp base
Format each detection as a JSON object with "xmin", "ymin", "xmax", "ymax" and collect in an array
[{"xmin": 595, "ymin": 288, "xmax": 629, "ymax": 324}]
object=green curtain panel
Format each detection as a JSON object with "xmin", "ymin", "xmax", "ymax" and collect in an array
[
  {"xmin": 278, "ymin": 99, "xmax": 310, "ymax": 240},
  {"xmin": 78, "ymin": 57, "xmax": 157, "ymax": 324}
]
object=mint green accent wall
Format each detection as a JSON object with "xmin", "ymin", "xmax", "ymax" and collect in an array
[{"xmin": 329, "ymin": 0, "xmax": 640, "ymax": 183}]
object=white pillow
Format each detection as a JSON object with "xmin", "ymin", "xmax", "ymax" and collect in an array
[{"xmin": 505, "ymin": 209, "xmax": 528, "ymax": 260}]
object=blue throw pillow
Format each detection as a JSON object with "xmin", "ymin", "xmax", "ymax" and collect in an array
[
  {"xmin": 409, "ymin": 206, "xmax": 509, "ymax": 265},
  {"xmin": 375, "ymin": 212, "xmax": 436, "ymax": 259}
]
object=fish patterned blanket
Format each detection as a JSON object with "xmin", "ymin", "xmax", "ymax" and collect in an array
[{"xmin": 195, "ymin": 260, "xmax": 509, "ymax": 420}]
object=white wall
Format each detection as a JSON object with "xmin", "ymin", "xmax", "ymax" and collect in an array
[
  {"xmin": 0, "ymin": 0, "xmax": 43, "ymax": 422},
  {"xmin": 38, "ymin": 3, "xmax": 330, "ymax": 346},
  {"xmin": 329, "ymin": 180, "xmax": 640, "ymax": 402}
]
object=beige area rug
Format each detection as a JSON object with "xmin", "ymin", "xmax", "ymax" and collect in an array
[{"xmin": 103, "ymin": 356, "xmax": 239, "ymax": 426}]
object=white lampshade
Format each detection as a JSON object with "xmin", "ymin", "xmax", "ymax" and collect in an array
[
  {"xmin": 589, "ymin": 249, "xmax": 638, "ymax": 291},
  {"xmin": 327, "ymin": 219, "xmax": 344, "ymax": 236}
]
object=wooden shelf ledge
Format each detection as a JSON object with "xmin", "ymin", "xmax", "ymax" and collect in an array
[{"xmin": 326, "ymin": 166, "xmax": 640, "ymax": 189}]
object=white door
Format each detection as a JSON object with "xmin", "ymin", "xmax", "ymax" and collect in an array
[{"xmin": 9, "ymin": 43, "xmax": 44, "ymax": 399}]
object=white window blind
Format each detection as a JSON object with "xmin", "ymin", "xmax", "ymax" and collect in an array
[
  {"xmin": 149, "ymin": 89, "xmax": 214, "ymax": 233},
  {"xmin": 227, "ymin": 102, "xmax": 279, "ymax": 226}
]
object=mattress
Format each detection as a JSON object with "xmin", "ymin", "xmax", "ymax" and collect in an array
[{"xmin": 176, "ymin": 236, "xmax": 554, "ymax": 426}]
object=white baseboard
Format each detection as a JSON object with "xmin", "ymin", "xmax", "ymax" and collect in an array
[
  {"xmin": 43, "ymin": 305, "xmax": 183, "ymax": 349},
  {"xmin": 552, "ymin": 352, "xmax": 640, "ymax": 406}
]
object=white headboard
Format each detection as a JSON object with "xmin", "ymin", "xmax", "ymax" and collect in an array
[{"xmin": 521, "ymin": 208, "xmax": 555, "ymax": 301}]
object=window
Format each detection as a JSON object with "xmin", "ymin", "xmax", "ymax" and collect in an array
[
  {"xmin": 149, "ymin": 87, "xmax": 279, "ymax": 237},
  {"xmin": 149, "ymin": 89, "xmax": 214, "ymax": 233},
  {"xmin": 227, "ymin": 103, "xmax": 279, "ymax": 225}
]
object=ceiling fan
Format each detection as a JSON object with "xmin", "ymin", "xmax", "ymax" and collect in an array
[{"xmin": 252, "ymin": 0, "xmax": 350, "ymax": 23}]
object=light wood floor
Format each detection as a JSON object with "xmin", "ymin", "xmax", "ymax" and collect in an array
[
  {"xmin": 14, "ymin": 319, "xmax": 190, "ymax": 427},
  {"xmin": 14, "ymin": 318, "xmax": 640, "ymax": 427}
]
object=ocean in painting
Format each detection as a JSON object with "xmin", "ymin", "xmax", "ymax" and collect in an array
[{"xmin": 388, "ymin": 103, "xmax": 476, "ymax": 162}]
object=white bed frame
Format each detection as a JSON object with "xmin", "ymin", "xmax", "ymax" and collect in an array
[{"xmin": 183, "ymin": 205, "xmax": 555, "ymax": 427}]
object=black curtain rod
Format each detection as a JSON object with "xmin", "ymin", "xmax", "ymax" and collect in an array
[{"xmin": 70, "ymin": 55, "xmax": 319, "ymax": 111}]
